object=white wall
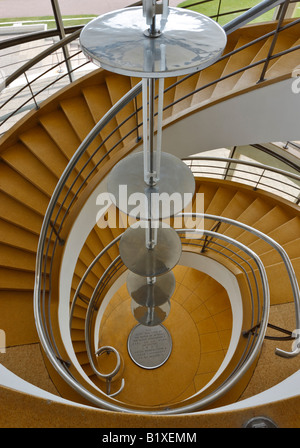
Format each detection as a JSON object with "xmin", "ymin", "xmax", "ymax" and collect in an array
[{"xmin": 161, "ymin": 78, "xmax": 300, "ymax": 158}]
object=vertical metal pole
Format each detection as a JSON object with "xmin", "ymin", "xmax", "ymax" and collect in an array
[
  {"xmin": 24, "ymin": 72, "xmax": 39, "ymax": 110},
  {"xmin": 258, "ymin": 0, "xmax": 290, "ymax": 83},
  {"xmin": 51, "ymin": 0, "xmax": 74, "ymax": 83},
  {"xmin": 149, "ymin": 77, "xmax": 155, "ymax": 185},
  {"xmin": 224, "ymin": 146, "xmax": 237, "ymax": 180},
  {"xmin": 216, "ymin": 0, "xmax": 222, "ymax": 23}
]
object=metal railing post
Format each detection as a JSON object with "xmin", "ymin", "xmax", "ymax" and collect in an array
[
  {"xmin": 257, "ymin": 0, "xmax": 290, "ymax": 83},
  {"xmin": 24, "ymin": 72, "xmax": 39, "ymax": 110},
  {"xmin": 51, "ymin": 0, "xmax": 74, "ymax": 83}
]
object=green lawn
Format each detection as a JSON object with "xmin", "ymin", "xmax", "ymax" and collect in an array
[
  {"xmin": 0, "ymin": 15, "xmax": 97, "ymax": 29},
  {"xmin": 177, "ymin": 0, "xmax": 279, "ymax": 25},
  {"xmin": 1, "ymin": 2, "xmax": 299, "ymax": 29}
]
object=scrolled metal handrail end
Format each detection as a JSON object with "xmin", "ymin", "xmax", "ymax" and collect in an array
[
  {"xmin": 108, "ymin": 378, "xmax": 125, "ymax": 398},
  {"xmin": 275, "ymin": 347, "xmax": 300, "ymax": 358},
  {"xmin": 275, "ymin": 334, "xmax": 300, "ymax": 358}
]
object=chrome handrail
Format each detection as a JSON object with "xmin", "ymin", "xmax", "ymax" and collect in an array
[
  {"xmin": 223, "ymin": 0, "xmax": 285, "ymax": 34},
  {"xmin": 33, "ymin": 82, "xmax": 142, "ymax": 388},
  {"xmin": 59, "ymin": 227, "xmax": 269, "ymax": 414},
  {"xmin": 1, "ymin": 0, "xmax": 298, "ymax": 134},
  {"xmin": 85, "ymin": 256, "xmax": 125, "ymax": 398},
  {"xmin": 32, "ymin": 85, "xmax": 300, "ymax": 413},
  {"xmin": 179, "ymin": 212, "xmax": 300, "ymax": 358},
  {"xmin": 183, "ymin": 156, "xmax": 300, "ymax": 203},
  {"xmin": 74, "ymin": 231, "xmax": 261, "ymax": 399},
  {"xmin": 184, "ymin": 156, "xmax": 300, "ymax": 181},
  {"xmin": 31, "ymin": 0, "xmax": 299, "ymax": 412}
]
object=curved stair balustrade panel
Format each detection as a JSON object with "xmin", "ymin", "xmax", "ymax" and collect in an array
[{"xmin": 51, "ymin": 218, "xmax": 270, "ymax": 413}]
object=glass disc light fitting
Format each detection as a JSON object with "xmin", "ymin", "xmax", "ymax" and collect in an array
[{"xmin": 80, "ymin": 0, "xmax": 227, "ymax": 331}]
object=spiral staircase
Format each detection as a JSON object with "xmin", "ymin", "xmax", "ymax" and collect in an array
[{"xmin": 0, "ymin": 0, "xmax": 300, "ymax": 428}]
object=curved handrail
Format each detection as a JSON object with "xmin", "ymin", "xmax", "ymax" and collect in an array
[
  {"xmin": 33, "ymin": 82, "xmax": 142, "ymax": 389},
  {"xmin": 95, "ymin": 346, "xmax": 125, "ymax": 398},
  {"xmin": 179, "ymin": 212, "xmax": 300, "ymax": 358},
  {"xmin": 183, "ymin": 156, "xmax": 300, "ymax": 181},
  {"xmin": 3, "ymin": 29, "xmax": 81, "ymax": 89},
  {"xmin": 1, "ymin": 0, "xmax": 298, "ymax": 134},
  {"xmin": 73, "ymin": 229, "xmax": 261, "ymax": 396},
  {"xmin": 223, "ymin": 0, "xmax": 285, "ymax": 34},
  {"xmin": 31, "ymin": 0, "xmax": 300, "ymax": 412},
  {"xmin": 183, "ymin": 156, "xmax": 300, "ymax": 203},
  {"xmin": 59, "ymin": 227, "xmax": 270, "ymax": 414},
  {"xmin": 32, "ymin": 85, "xmax": 300, "ymax": 414},
  {"xmin": 69, "ymin": 235, "xmax": 123, "ymax": 328}
]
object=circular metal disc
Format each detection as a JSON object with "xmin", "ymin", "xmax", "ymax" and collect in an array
[
  {"xmin": 107, "ymin": 152, "xmax": 195, "ymax": 220},
  {"xmin": 80, "ymin": 7, "xmax": 227, "ymax": 78},
  {"xmin": 127, "ymin": 270, "xmax": 176, "ymax": 307},
  {"xmin": 119, "ymin": 223, "xmax": 182, "ymax": 277},
  {"xmin": 128, "ymin": 324, "xmax": 172, "ymax": 369},
  {"xmin": 131, "ymin": 299, "xmax": 171, "ymax": 327}
]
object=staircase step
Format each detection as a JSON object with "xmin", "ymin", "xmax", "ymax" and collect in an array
[
  {"xmin": 232, "ymin": 36, "xmax": 274, "ymax": 92},
  {"xmin": 220, "ymin": 189, "xmax": 255, "ymax": 221},
  {"xmin": 105, "ymin": 74, "xmax": 137, "ymax": 141},
  {"xmin": 190, "ymin": 35, "xmax": 238, "ymax": 106},
  {"xmin": 265, "ymin": 256, "xmax": 300, "ymax": 305},
  {"xmin": 82, "ymin": 83, "xmax": 123, "ymax": 153},
  {"xmin": 234, "ymin": 28, "xmax": 300, "ymax": 90},
  {"xmin": 0, "ymin": 162, "xmax": 59, "ymax": 218},
  {"xmin": 234, "ymin": 205, "xmax": 292, "ymax": 249},
  {"xmin": 205, "ymin": 186, "xmax": 238, "ymax": 226},
  {"xmin": 212, "ymin": 35, "xmax": 261, "ymax": 98},
  {"xmin": 0, "ymin": 243, "xmax": 50, "ymax": 273},
  {"xmin": 162, "ymin": 76, "xmax": 179, "ymax": 119},
  {"xmin": 0, "ymin": 218, "xmax": 39, "ymax": 253},
  {"xmin": 266, "ymin": 37, "xmax": 300, "ymax": 78},
  {"xmin": 244, "ymin": 216, "xmax": 300, "ymax": 257},
  {"xmin": 258, "ymin": 237, "xmax": 300, "ymax": 267},
  {"xmin": 1, "ymin": 142, "xmax": 67, "ymax": 201},
  {"xmin": 221, "ymin": 197, "xmax": 274, "ymax": 242},
  {"xmin": 191, "ymin": 58, "xmax": 228, "ymax": 106},
  {"xmin": 86, "ymin": 228, "xmax": 112, "ymax": 270},
  {"xmin": 60, "ymin": 95, "xmax": 107, "ymax": 165},
  {"xmin": 39, "ymin": 109, "xmax": 95, "ymax": 178},
  {"xmin": 19, "ymin": 125, "xmax": 84, "ymax": 194},
  {"xmin": 0, "ymin": 191, "xmax": 43, "ymax": 235},
  {"xmin": 71, "ymin": 317, "xmax": 85, "ymax": 331},
  {"xmin": 0, "ymin": 290, "xmax": 39, "ymax": 345},
  {"xmin": 0, "ymin": 267, "xmax": 48, "ymax": 291},
  {"xmin": 171, "ymin": 73, "xmax": 199, "ymax": 116}
]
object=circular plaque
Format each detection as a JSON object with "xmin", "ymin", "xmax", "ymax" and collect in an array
[
  {"xmin": 128, "ymin": 324, "xmax": 172, "ymax": 369},
  {"xmin": 80, "ymin": 7, "xmax": 227, "ymax": 78},
  {"xmin": 107, "ymin": 152, "xmax": 195, "ymax": 220}
]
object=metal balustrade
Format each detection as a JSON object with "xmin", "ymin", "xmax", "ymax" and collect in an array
[
  {"xmin": 51, "ymin": 222, "xmax": 270, "ymax": 413},
  {"xmin": 13, "ymin": 0, "xmax": 296, "ymax": 413},
  {"xmin": 32, "ymin": 83, "xmax": 300, "ymax": 414},
  {"xmin": 183, "ymin": 156, "xmax": 300, "ymax": 204},
  {"xmin": 1, "ymin": 0, "xmax": 299, "ymax": 134}
]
